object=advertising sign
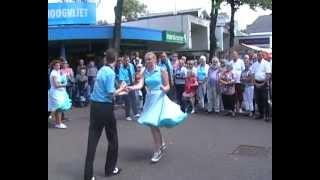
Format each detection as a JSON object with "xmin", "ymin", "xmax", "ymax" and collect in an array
[{"xmin": 48, "ymin": 3, "xmax": 96, "ymax": 25}]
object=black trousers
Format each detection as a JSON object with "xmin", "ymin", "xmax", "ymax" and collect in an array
[
  {"xmin": 222, "ymin": 94, "xmax": 235, "ymax": 111},
  {"xmin": 88, "ymin": 76, "xmax": 96, "ymax": 93},
  {"xmin": 66, "ymin": 85, "xmax": 74, "ymax": 101},
  {"xmin": 142, "ymin": 86, "xmax": 147, "ymax": 105},
  {"xmin": 254, "ymin": 83, "xmax": 269, "ymax": 117},
  {"xmin": 84, "ymin": 101, "xmax": 118, "ymax": 180},
  {"xmin": 166, "ymin": 86, "xmax": 176, "ymax": 101},
  {"xmin": 175, "ymin": 84, "xmax": 185, "ymax": 105}
]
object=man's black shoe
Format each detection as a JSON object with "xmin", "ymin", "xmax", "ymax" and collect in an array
[
  {"xmin": 255, "ymin": 115, "xmax": 263, "ymax": 120},
  {"xmin": 84, "ymin": 176, "xmax": 96, "ymax": 180},
  {"xmin": 105, "ymin": 167, "xmax": 122, "ymax": 177}
]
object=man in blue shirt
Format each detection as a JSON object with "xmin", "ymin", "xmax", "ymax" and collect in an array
[
  {"xmin": 84, "ymin": 49, "xmax": 126, "ymax": 180},
  {"xmin": 119, "ymin": 55, "xmax": 139, "ymax": 121},
  {"xmin": 159, "ymin": 52, "xmax": 175, "ymax": 100}
]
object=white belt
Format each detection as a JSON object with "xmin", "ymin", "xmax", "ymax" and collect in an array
[{"xmin": 148, "ymin": 89, "xmax": 162, "ymax": 94}]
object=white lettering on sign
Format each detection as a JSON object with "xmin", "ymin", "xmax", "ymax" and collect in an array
[
  {"xmin": 48, "ymin": 8, "xmax": 89, "ymax": 19},
  {"xmin": 166, "ymin": 33, "xmax": 184, "ymax": 42},
  {"xmin": 55, "ymin": 9, "xmax": 61, "ymax": 18},
  {"xmin": 83, "ymin": 9, "xmax": 88, "ymax": 17}
]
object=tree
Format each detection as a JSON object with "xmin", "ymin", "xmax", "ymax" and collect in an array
[
  {"xmin": 112, "ymin": 0, "xmax": 147, "ymax": 52},
  {"xmin": 112, "ymin": 0, "xmax": 124, "ymax": 52},
  {"xmin": 226, "ymin": 0, "xmax": 242, "ymax": 49},
  {"xmin": 209, "ymin": 0, "xmax": 224, "ymax": 61},
  {"xmin": 122, "ymin": 0, "xmax": 147, "ymax": 21},
  {"xmin": 246, "ymin": 0, "xmax": 272, "ymax": 10},
  {"xmin": 227, "ymin": 0, "xmax": 272, "ymax": 49}
]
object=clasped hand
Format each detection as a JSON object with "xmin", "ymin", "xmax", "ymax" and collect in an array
[{"xmin": 119, "ymin": 83, "xmax": 135, "ymax": 93}]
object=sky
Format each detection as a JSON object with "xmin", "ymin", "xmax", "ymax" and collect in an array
[{"xmin": 48, "ymin": 0, "xmax": 272, "ymax": 30}]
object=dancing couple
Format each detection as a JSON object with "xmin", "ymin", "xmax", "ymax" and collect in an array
[{"xmin": 84, "ymin": 49, "xmax": 188, "ymax": 180}]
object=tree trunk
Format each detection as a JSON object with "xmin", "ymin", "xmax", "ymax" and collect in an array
[
  {"xmin": 112, "ymin": 0, "xmax": 124, "ymax": 52},
  {"xmin": 229, "ymin": 0, "xmax": 235, "ymax": 49},
  {"xmin": 209, "ymin": 0, "xmax": 219, "ymax": 61}
]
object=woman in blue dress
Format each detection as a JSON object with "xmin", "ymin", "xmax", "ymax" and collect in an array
[
  {"xmin": 48, "ymin": 60, "xmax": 72, "ymax": 129},
  {"xmin": 127, "ymin": 52, "xmax": 188, "ymax": 163}
]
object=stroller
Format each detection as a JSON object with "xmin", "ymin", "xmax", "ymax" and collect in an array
[{"xmin": 73, "ymin": 80, "xmax": 90, "ymax": 107}]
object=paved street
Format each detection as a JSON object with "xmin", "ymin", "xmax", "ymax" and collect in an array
[{"xmin": 48, "ymin": 106, "xmax": 272, "ymax": 180}]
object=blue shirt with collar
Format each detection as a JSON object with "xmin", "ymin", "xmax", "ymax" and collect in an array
[
  {"xmin": 90, "ymin": 66, "xmax": 115, "ymax": 103},
  {"xmin": 119, "ymin": 63, "xmax": 135, "ymax": 85},
  {"xmin": 158, "ymin": 58, "xmax": 173, "ymax": 81}
]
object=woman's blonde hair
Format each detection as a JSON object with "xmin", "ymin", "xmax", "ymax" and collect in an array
[{"xmin": 144, "ymin": 52, "xmax": 156, "ymax": 60}]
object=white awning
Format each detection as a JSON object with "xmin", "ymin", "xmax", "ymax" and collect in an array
[{"xmin": 240, "ymin": 43, "xmax": 272, "ymax": 53}]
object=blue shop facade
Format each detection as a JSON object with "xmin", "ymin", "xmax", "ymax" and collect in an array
[{"xmin": 48, "ymin": 3, "xmax": 186, "ymax": 65}]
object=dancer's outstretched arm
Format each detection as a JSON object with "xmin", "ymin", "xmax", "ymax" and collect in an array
[{"xmin": 127, "ymin": 75, "xmax": 144, "ymax": 91}]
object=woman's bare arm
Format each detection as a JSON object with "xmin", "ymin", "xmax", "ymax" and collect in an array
[{"xmin": 161, "ymin": 69, "xmax": 170, "ymax": 92}]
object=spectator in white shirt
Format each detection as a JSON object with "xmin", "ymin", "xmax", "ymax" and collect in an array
[
  {"xmin": 251, "ymin": 51, "xmax": 272, "ymax": 121},
  {"xmin": 268, "ymin": 53, "xmax": 272, "ymax": 100},
  {"xmin": 229, "ymin": 51, "xmax": 245, "ymax": 113},
  {"xmin": 131, "ymin": 51, "xmax": 143, "ymax": 72}
]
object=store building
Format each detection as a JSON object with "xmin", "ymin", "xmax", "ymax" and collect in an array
[
  {"xmin": 123, "ymin": 8, "xmax": 234, "ymax": 56},
  {"xmin": 48, "ymin": 2, "xmax": 186, "ymax": 66},
  {"xmin": 235, "ymin": 14, "xmax": 272, "ymax": 49}
]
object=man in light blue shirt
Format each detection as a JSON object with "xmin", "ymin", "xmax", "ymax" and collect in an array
[
  {"xmin": 84, "ymin": 49, "xmax": 125, "ymax": 180},
  {"xmin": 119, "ymin": 55, "xmax": 139, "ymax": 121},
  {"xmin": 159, "ymin": 52, "xmax": 173, "ymax": 81},
  {"xmin": 159, "ymin": 52, "xmax": 175, "ymax": 100},
  {"xmin": 90, "ymin": 65, "xmax": 115, "ymax": 103},
  {"xmin": 196, "ymin": 55, "xmax": 209, "ymax": 111},
  {"xmin": 119, "ymin": 56, "xmax": 135, "ymax": 86}
]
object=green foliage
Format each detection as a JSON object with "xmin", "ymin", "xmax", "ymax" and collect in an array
[
  {"xmin": 122, "ymin": 0, "xmax": 147, "ymax": 20},
  {"xmin": 245, "ymin": 0, "xmax": 272, "ymax": 10},
  {"xmin": 226, "ymin": 0, "xmax": 272, "ymax": 10}
]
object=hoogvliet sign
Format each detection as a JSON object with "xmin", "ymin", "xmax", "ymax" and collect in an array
[{"xmin": 48, "ymin": 3, "xmax": 96, "ymax": 25}]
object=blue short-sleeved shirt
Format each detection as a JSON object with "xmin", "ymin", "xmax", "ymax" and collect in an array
[
  {"xmin": 90, "ymin": 66, "xmax": 115, "ymax": 103},
  {"xmin": 119, "ymin": 63, "xmax": 135, "ymax": 85},
  {"xmin": 158, "ymin": 59, "xmax": 173, "ymax": 80},
  {"xmin": 197, "ymin": 64, "xmax": 209, "ymax": 81}
]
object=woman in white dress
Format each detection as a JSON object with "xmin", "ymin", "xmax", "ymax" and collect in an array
[{"xmin": 48, "ymin": 60, "xmax": 72, "ymax": 129}]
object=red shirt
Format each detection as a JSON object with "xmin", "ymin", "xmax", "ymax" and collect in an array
[
  {"xmin": 184, "ymin": 76, "xmax": 198, "ymax": 94},
  {"xmin": 61, "ymin": 68, "xmax": 74, "ymax": 77}
]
